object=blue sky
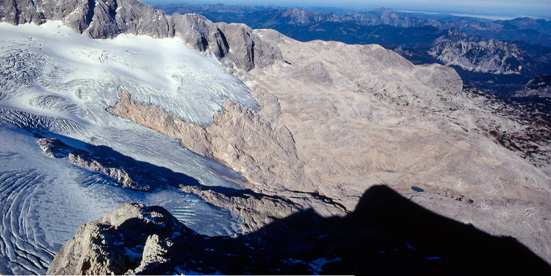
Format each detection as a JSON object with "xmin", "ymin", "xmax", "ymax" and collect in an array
[{"xmin": 142, "ymin": 0, "xmax": 551, "ymax": 19}]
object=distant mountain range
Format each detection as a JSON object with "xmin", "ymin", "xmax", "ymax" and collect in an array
[{"xmin": 155, "ymin": 4, "xmax": 551, "ymax": 96}]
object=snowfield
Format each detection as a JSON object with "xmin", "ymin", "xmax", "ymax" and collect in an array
[{"xmin": 0, "ymin": 21, "xmax": 252, "ymax": 274}]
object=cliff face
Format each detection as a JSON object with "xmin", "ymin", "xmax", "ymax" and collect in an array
[{"xmin": 0, "ymin": 0, "xmax": 281, "ymax": 70}]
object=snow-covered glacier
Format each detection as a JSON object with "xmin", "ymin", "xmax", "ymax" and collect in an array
[{"xmin": 0, "ymin": 21, "xmax": 254, "ymax": 274}]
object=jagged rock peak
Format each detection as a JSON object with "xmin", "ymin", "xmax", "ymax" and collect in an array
[
  {"xmin": 0, "ymin": 0, "xmax": 282, "ymax": 70},
  {"xmin": 46, "ymin": 203, "xmax": 190, "ymax": 275}
]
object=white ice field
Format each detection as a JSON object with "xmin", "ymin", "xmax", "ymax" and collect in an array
[{"xmin": 0, "ymin": 21, "xmax": 256, "ymax": 274}]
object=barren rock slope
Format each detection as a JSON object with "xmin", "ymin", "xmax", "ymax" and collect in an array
[{"xmin": 110, "ymin": 29, "xmax": 551, "ymax": 261}]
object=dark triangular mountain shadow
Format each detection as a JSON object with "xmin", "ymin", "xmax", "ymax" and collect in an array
[
  {"xmin": 50, "ymin": 183, "xmax": 551, "ymax": 274},
  {"xmin": 236, "ymin": 185, "xmax": 551, "ymax": 275}
]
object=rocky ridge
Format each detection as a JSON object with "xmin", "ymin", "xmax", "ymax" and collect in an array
[
  {"xmin": 512, "ymin": 75, "xmax": 551, "ymax": 97},
  {"xmin": 38, "ymin": 137, "xmax": 151, "ymax": 190},
  {"xmin": 0, "ymin": 0, "xmax": 282, "ymax": 71},
  {"xmin": 428, "ymin": 29, "xmax": 537, "ymax": 75},
  {"xmin": 154, "ymin": 4, "xmax": 551, "ymax": 95},
  {"xmin": 36, "ymin": 136, "xmax": 305, "ymax": 234}
]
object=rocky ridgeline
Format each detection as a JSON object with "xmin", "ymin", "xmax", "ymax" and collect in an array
[
  {"xmin": 103, "ymin": 13, "xmax": 551, "ymax": 264},
  {"xmin": 36, "ymin": 136, "xmax": 308, "ymax": 234},
  {"xmin": 46, "ymin": 186, "xmax": 551, "ymax": 275},
  {"xmin": 37, "ymin": 137, "xmax": 195, "ymax": 191},
  {"xmin": 0, "ymin": 0, "xmax": 281, "ymax": 71},
  {"xmin": 512, "ymin": 75, "xmax": 551, "ymax": 97},
  {"xmin": 428, "ymin": 29, "xmax": 535, "ymax": 75},
  {"xmin": 38, "ymin": 138, "xmax": 150, "ymax": 190}
]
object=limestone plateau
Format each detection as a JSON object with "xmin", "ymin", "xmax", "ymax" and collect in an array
[
  {"xmin": 155, "ymin": 4, "xmax": 551, "ymax": 95},
  {"xmin": 1, "ymin": 0, "xmax": 551, "ymax": 274}
]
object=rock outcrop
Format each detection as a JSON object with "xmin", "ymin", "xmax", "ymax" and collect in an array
[
  {"xmin": 428, "ymin": 29, "xmax": 537, "ymax": 75},
  {"xmin": 0, "ymin": 0, "xmax": 282, "ymax": 70},
  {"xmin": 46, "ymin": 203, "xmax": 191, "ymax": 275},
  {"xmin": 512, "ymin": 75, "xmax": 551, "ymax": 97},
  {"xmin": 37, "ymin": 137, "xmax": 201, "ymax": 191},
  {"xmin": 107, "ymin": 90, "xmax": 314, "ymax": 195},
  {"xmin": 179, "ymin": 185, "xmax": 303, "ymax": 233},
  {"xmin": 47, "ymin": 187, "xmax": 551, "ymax": 275},
  {"xmin": 36, "ymin": 136, "xmax": 314, "ymax": 234},
  {"xmin": 38, "ymin": 137, "xmax": 146, "ymax": 190}
]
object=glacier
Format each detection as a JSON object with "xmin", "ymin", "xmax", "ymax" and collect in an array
[{"xmin": 0, "ymin": 21, "xmax": 254, "ymax": 274}]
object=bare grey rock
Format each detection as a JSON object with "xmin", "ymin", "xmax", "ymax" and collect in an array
[
  {"xmin": 428, "ymin": 29, "xmax": 534, "ymax": 75},
  {"xmin": 105, "ymin": 24, "xmax": 551, "ymax": 262},
  {"xmin": 128, "ymin": 234, "xmax": 171, "ymax": 274},
  {"xmin": 46, "ymin": 203, "xmax": 188, "ymax": 275},
  {"xmin": 5, "ymin": 0, "xmax": 551, "ymax": 266},
  {"xmin": 36, "ymin": 137, "xmax": 202, "ymax": 191},
  {"xmin": 512, "ymin": 75, "xmax": 551, "ymax": 97},
  {"xmin": 0, "ymin": 0, "xmax": 281, "ymax": 70},
  {"xmin": 180, "ymin": 185, "xmax": 302, "ymax": 233},
  {"xmin": 38, "ymin": 137, "xmax": 149, "ymax": 190},
  {"xmin": 107, "ymin": 91, "xmax": 315, "ymax": 195}
]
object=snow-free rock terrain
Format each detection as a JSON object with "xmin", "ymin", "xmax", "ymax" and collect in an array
[
  {"xmin": 428, "ymin": 29, "xmax": 535, "ymax": 75},
  {"xmin": 512, "ymin": 75, "xmax": 551, "ymax": 97}
]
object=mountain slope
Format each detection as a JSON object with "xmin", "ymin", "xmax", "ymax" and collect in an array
[
  {"xmin": 155, "ymin": 4, "xmax": 551, "ymax": 95},
  {"xmin": 109, "ymin": 20, "xmax": 551, "ymax": 264},
  {"xmin": 46, "ymin": 189, "xmax": 551, "ymax": 275},
  {"xmin": 1, "ymin": 0, "xmax": 551, "ymax": 273}
]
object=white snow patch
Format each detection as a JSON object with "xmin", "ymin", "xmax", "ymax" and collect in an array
[
  {"xmin": 0, "ymin": 21, "xmax": 257, "ymax": 126},
  {"xmin": 125, "ymin": 247, "xmax": 143, "ymax": 263},
  {"xmin": 309, "ymin": 257, "xmax": 342, "ymax": 273}
]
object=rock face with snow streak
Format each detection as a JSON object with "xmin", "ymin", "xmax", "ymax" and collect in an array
[
  {"xmin": 38, "ymin": 138, "xmax": 149, "ymax": 190},
  {"xmin": 179, "ymin": 185, "xmax": 303, "ymax": 233},
  {"xmin": 46, "ymin": 203, "xmax": 190, "ymax": 275},
  {"xmin": 37, "ymin": 137, "xmax": 206, "ymax": 191},
  {"xmin": 0, "ymin": 0, "xmax": 281, "ymax": 71}
]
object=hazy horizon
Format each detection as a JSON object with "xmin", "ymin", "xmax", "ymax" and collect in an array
[{"xmin": 141, "ymin": 0, "xmax": 551, "ymax": 19}]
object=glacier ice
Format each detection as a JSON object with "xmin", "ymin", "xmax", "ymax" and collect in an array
[
  {"xmin": 0, "ymin": 21, "xmax": 253, "ymax": 274},
  {"xmin": 0, "ymin": 21, "xmax": 258, "ymax": 126}
]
